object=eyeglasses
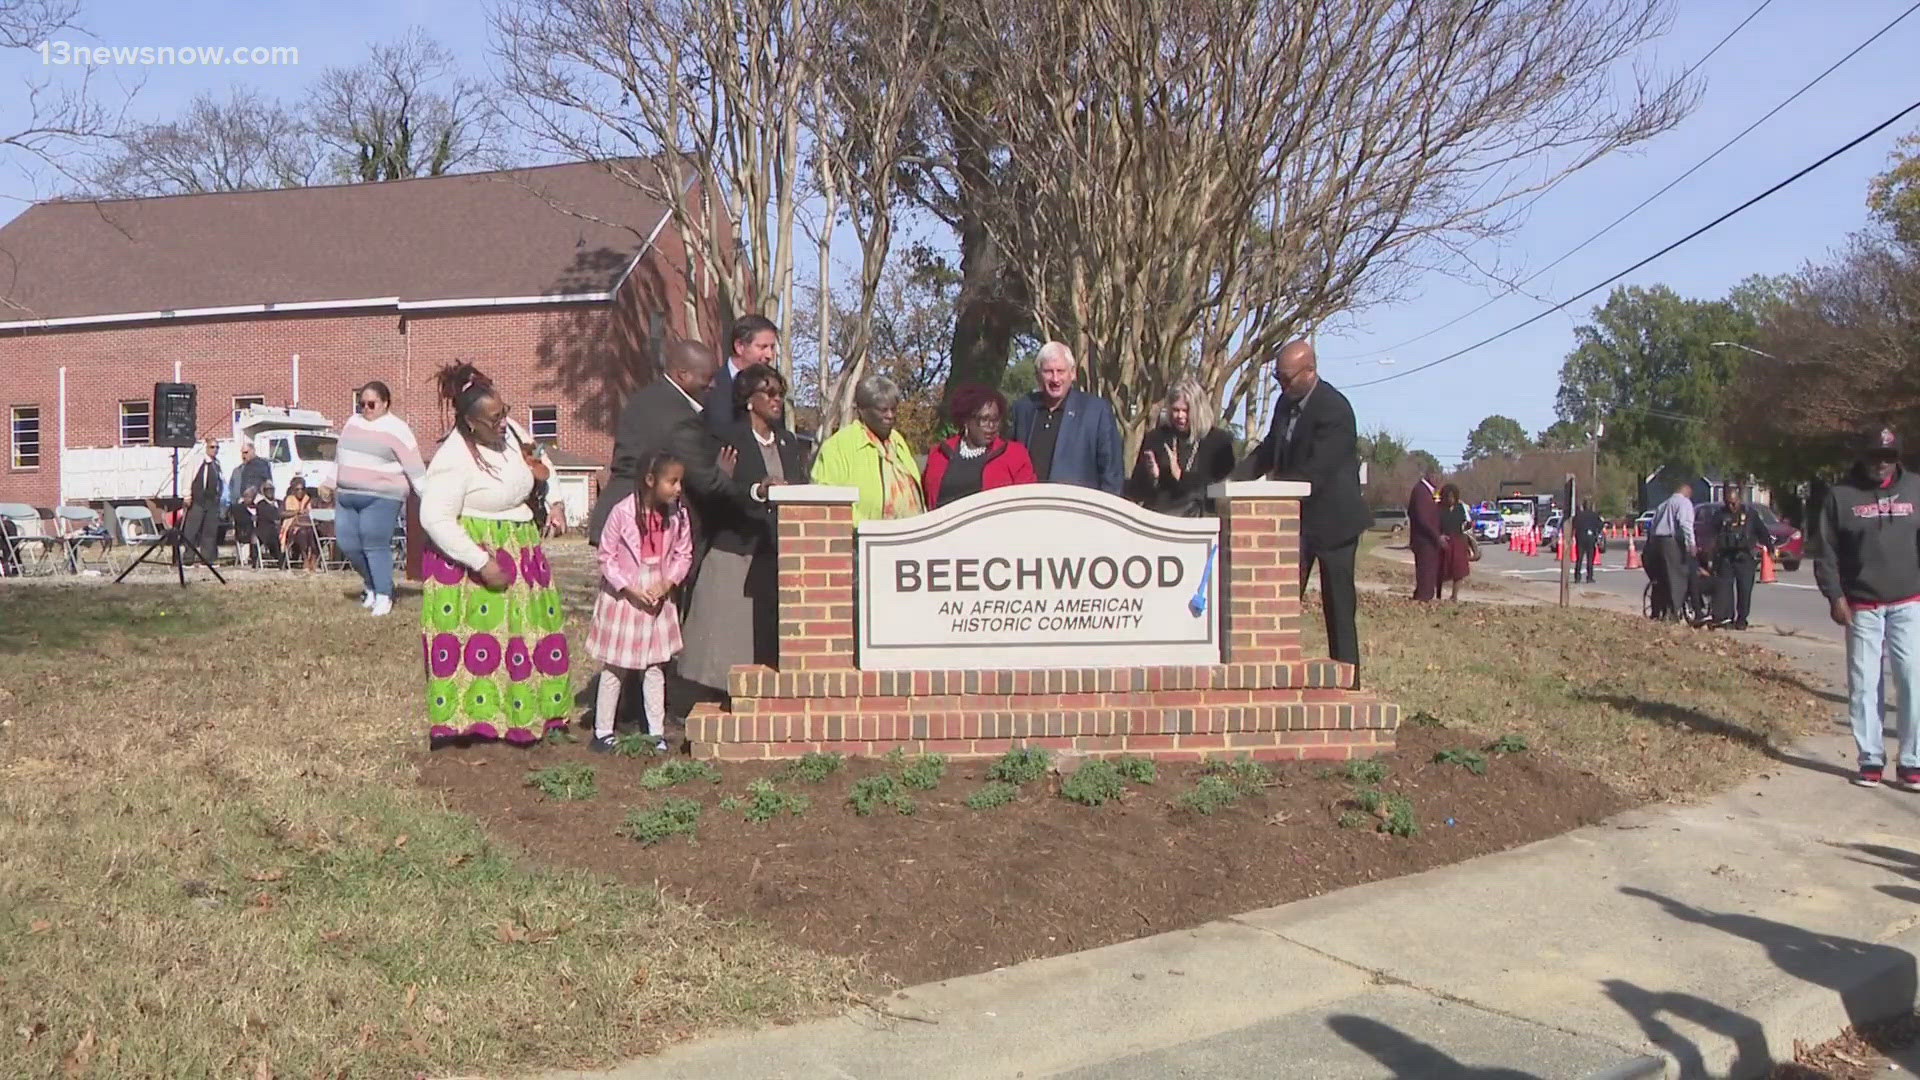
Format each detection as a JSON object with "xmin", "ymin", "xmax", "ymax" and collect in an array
[{"xmin": 968, "ymin": 412, "xmax": 1001, "ymax": 426}]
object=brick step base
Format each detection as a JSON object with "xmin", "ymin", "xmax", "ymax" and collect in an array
[{"xmin": 688, "ymin": 695, "xmax": 1398, "ymax": 762}]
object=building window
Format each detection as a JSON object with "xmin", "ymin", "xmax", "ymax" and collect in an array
[
  {"xmin": 529, "ymin": 405, "xmax": 560, "ymax": 443},
  {"xmin": 120, "ymin": 401, "xmax": 152, "ymax": 447},
  {"xmin": 10, "ymin": 406, "xmax": 39, "ymax": 469},
  {"xmin": 232, "ymin": 394, "xmax": 266, "ymax": 423}
]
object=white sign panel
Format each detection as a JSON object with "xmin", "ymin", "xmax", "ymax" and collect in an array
[{"xmin": 856, "ymin": 484, "xmax": 1221, "ymax": 670}]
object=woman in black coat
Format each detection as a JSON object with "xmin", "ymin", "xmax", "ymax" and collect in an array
[
  {"xmin": 1126, "ymin": 377, "xmax": 1237, "ymax": 517},
  {"xmin": 678, "ymin": 363, "xmax": 809, "ymax": 696}
]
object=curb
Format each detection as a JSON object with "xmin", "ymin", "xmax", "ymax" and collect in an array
[{"xmin": 1583, "ymin": 1056, "xmax": 1665, "ymax": 1080}]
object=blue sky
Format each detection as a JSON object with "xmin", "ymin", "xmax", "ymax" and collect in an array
[{"xmin": 1, "ymin": 0, "xmax": 1913, "ymax": 465}]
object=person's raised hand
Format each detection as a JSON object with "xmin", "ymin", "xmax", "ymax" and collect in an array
[{"xmin": 718, "ymin": 446, "xmax": 738, "ymax": 477}]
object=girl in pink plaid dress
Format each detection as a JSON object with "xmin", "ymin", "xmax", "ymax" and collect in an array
[{"xmin": 586, "ymin": 450, "xmax": 693, "ymax": 751}]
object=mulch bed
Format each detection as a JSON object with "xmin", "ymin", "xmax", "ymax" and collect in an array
[
  {"xmin": 419, "ymin": 724, "xmax": 1628, "ymax": 987},
  {"xmin": 1775, "ymin": 1013, "xmax": 1920, "ymax": 1078}
]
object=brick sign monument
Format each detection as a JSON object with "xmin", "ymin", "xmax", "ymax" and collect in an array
[{"xmin": 686, "ymin": 481, "xmax": 1401, "ymax": 762}]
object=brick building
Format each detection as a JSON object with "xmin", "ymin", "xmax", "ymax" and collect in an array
[{"xmin": 0, "ymin": 161, "xmax": 716, "ymax": 509}]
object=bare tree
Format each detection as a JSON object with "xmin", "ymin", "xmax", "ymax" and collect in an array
[
  {"xmin": 310, "ymin": 28, "xmax": 504, "ymax": 182},
  {"xmin": 1, "ymin": 0, "xmax": 118, "ymax": 183},
  {"xmin": 957, "ymin": 0, "xmax": 1695, "ymax": 449},
  {"xmin": 493, "ymin": 0, "xmax": 816, "ymax": 361},
  {"xmin": 805, "ymin": 0, "xmax": 944, "ymax": 433},
  {"xmin": 84, "ymin": 87, "xmax": 318, "ymax": 197}
]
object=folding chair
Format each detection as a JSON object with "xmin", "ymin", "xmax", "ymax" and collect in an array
[
  {"xmin": 0, "ymin": 502, "xmax": 59, "ymax": 576},
  {"xmin": 55, "ymin": 506, "xmax": 112, "ymax": 575},
  {"xmin": 112, "ymin": 505, "xmax": 157, "ymax": 574},
  {"xmin": 309, "ymin": 507, "xmax": 347, "ymax": 570}
]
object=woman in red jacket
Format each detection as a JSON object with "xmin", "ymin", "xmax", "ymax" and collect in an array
[{"xmin": 922, "ymin": 383, "xmax": 1037, "ymax": 509}]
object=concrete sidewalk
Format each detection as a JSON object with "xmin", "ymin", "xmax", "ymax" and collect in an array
[{"xmin": 557, "ymin": 598, "xmax": 1920, "ymax": 1080}]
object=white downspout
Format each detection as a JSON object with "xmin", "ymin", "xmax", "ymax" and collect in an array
[
  {"xmin": 56, "ymin": 366, "xmax": 66, "ymax": 505},
  {"xmin": 291, "ymin": 353, "xmax": 300, "ymax": 406},
  {"xmin": 173, "ymin": 360, "xmax": 181, "ymax": 381}
]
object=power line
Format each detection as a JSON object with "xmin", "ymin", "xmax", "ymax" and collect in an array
[
  {"xmin": 1343, "ymin": 0, "xmax": 1914, "ymax": 362},
  {"xmin": 1345, "ymin": 95, "xmax": 1920, "ymax": 392}
]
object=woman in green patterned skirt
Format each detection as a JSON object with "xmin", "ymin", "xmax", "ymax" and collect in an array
[{"xmin": 418, "ymin": 362, "xmax": 571, "ymax": 747}]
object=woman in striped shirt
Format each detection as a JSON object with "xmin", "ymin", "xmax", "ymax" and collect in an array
[{"xmin": 335, "ymin": 381, "xmax": 428, "ymax": 616}]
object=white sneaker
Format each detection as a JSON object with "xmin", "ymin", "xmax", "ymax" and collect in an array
[
  {"xmin": 362, "ymin": 589, "xmax": 376, "ymax": 609},
  {"xmin": 370, "ymin": 595, "xmax": 393, "ymax": 617}
]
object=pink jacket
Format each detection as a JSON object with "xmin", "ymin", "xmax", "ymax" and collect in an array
[{"xmin": 597, "ymin": 495, "xmax": 693, "ymax": 595}]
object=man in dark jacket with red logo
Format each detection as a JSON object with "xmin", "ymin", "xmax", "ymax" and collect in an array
[{"xmin": 1813, "ymin": 427, "xmax": 1920, "ymax": 790}]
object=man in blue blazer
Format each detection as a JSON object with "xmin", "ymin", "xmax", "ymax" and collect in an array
[{"xmin": 1007, "ymin": 341, "xmax": 1124, "ymax": 495}]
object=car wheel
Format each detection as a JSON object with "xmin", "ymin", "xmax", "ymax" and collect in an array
[{"xmin": 1782, "ymin": 560, "xmax": 1800, "ymax": 572}]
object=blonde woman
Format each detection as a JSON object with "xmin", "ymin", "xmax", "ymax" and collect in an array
[{"xmin": 1126, "ymin": 378, "xmax": 1237, "ymax": 517}]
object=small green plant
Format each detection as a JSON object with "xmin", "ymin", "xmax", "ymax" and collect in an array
[
  {"xmin": 524, "ymin": 762, "xmax": 597, "ymax": 801},
  {"xmin": 1339, "ymin": 758, "xmax": 1388, "ymax": 785},
  {"xmin": 1381, "ymin": 794, "xmax": 1419, "ymax": 838},
  {"xmin": 1338, "ymin": 810, "xmax": 1369, "ymax": 829},
  {"xmin": 775, "ymin": 752, "xmax": 845, "ymax": 783},
  {"xmin": 542, "ymin": 725, "xmax": 579, "ymax": 744},
  {"xmin": 737, "ymin": 779, "xmax": 810, "ymax": 823},
  {"xmin": 899, "ymin": 753, "xmax": 949, "ymax": 791},
  {"xmin": 1433, "ymin": 748, "xmax": 1489, "ymax": 776},
  {"xmin": 1176, "ymin": 775, "xmax": 1243, "ymax": 816},
  {"xmin": 1407, "ymin": 710, "xmax": 1446, "ymax": 728},
  {"xmin": 987, "ymin": 747, "xmax": 1052, "ymax": 784},
  {"xmin": 639, "ymin": 759, "xmax": 722, "ymax": 790},
  {"xmin": 1203, "ymin": 755, "xmax": 1273, "ymax": 793},
  {"xmin": 965, "ymin": 781, "xmax": 1019, "ymax": 810},
  {"xmin": 1113, "ymin": 755, "xmax": 1158, "ymax": 784},
  {"xmin": 849, "ymin": 774, "xmax": 915, "ymax": 816},
  {"xmin": 717, "ymin": 795, "xmax": 742, "ymax": 813},
  {"xmin": 1488, "ymin": 734, "xmax": 1529, "ymax": 755},
  {"xmin": 619, "ymin": 798, "xmax": 701, "ymax": 845},
  {"xmin": 1060, "ymin": 759, "xmax": 1128, "ymax": 806},
  {"xmin": 613, "ymin": 732, "xmax": 662, "ymax": 757},
  {"xmin": 1353, "ymin": 787, "xmax": 1384, "ymax": 813}
]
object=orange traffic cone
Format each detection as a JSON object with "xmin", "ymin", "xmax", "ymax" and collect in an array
[
  {"xmin": 1625, "ymin": 534, "xmax": 1641, "ymax": 570},
  {"xmin": 1507, "ymin": 529, "xmax": 1517, "ymax": 552},
  {"xmin": 1760, "ymin": 545, "xmax": 1777, "ymax": 584}
]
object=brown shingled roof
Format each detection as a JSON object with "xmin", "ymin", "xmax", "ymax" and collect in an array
[{"xmin": 0, "ymin": 161, "xmax": 673, "ymax": 323}]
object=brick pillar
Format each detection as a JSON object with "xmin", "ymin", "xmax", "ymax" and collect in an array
[
  {"xmin": 770, "ymin": 485, "xmax": 859, "ymax": 671},
  {"xmin": 1210, "ymin": 481, "xmax": 1308, "ymax": 664}
]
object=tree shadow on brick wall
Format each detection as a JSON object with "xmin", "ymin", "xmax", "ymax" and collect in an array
[{"xmin": 533, "ymin": 247, "xmax": 665, "ymax": 440}]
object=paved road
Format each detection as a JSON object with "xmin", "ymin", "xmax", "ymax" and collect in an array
[{"xmin": 1471, "ymin": 540, "xmax": 1840, "ymax": 639}]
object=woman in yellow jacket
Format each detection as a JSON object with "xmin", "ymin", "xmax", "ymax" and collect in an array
[{"xmin": 810, "ymin": 374, "xmax": 925, "ymax": 523}]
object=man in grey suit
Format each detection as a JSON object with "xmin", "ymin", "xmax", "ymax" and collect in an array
[
  {"xmin": 589, "ymin": 340, "xmax": 744, "ymax": 547},
  {"xmin": 1007, "ymin": 341, "xmax": 1124, "ymax": 495}
]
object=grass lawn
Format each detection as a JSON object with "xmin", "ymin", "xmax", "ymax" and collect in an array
[
  {"xmin": 1310, "ymin": 591, "xmax": 1826, "ymax": 801},
  {"xmin": 0, "ymin": 578, "xmax": 853, "ymax": 1078},
  {"xmin": 0, "ymin": 547, "xmax": 1829, "ymax": 1074}
]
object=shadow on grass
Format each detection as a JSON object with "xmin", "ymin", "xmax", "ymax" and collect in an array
[
  {"xmin": 1572, "ymin": 691, "xmax": 1854, "ymax": 781},
  {"xmin": 0, "ymin": 587, "xmax": 221, "ymax": 656},
  {"xmin": 1746, "ymin": 664, "xmax": 1846, "ymax": 708},
  {"xmin": 1325, "ymin": 1015, "xmax": 1541, "ymax": 1078}
]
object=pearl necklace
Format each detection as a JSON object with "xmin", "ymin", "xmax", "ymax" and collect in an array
[{"xmin": 956, "ymin": 442, "xmax": 989, "ymax": 459}]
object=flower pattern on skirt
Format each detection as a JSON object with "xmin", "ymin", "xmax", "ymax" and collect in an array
[{"xmin": 422, "ymin": 518, "xmax": 569, "ymax": 743}]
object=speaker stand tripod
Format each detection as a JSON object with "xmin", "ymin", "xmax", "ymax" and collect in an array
[{"xmin": 115, "ymin": 446, "xmax": 227, "ymax": 586}]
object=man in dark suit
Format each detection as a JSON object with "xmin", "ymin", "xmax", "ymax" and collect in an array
[
  {"xmin": 1407, "ymin": 468, "xmax": 1442, "ymax": 601},
  {"xmin": 590, "ymin": 340, "xmax": 745, "ymax": 548},
  {"xmin": 705, "ymin": 315, "xmax": 780, "ymax": 434},
  {"xmin": 179, "ymin": 436, "xmax": 224, "ymax": 567},
  {"xmin": 1007, "ymin": 341, "xmax": 1124, "ymax": 494},
  {"xmin": 1235, "ymin": 340, "xmax": 1371, "ymax": 672}
]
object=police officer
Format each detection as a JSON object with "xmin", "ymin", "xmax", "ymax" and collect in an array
[
  {"xmin": 1571, "ymin": 500, "xmax": 1604, "ymax": 584},
  {"xmin": 1707, "ymin": 486, "xmax": 1773, "ymax": 629}
]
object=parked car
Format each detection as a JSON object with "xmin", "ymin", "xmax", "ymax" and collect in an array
[
  {"xmin": 1633, "ymin": 510, "xmax": 1656, "ymax": 535},
  {"xmin": 1471, "ymin": 510, "xmax": 1505, "ymax": 542},
  {"xmin": 1371, "ymin": 506, "xmax": 1409, "ymax": 536}
]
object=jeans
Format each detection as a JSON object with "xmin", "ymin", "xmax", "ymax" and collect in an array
[
  {"xmin": 1846, "ymin": 601, "xmax": 1920, "ymax": 770},
  {"xmin": 335, "ymin": 492, "xmax": 403, "ymax": 597},
  {"xmin": 1576, "ymin": 541, "xmax": 1597, "ymax": 581}
]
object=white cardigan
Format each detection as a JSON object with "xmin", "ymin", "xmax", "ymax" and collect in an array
[{"xmin": 419, "ymin": 422, "xmax": 538, "ymax": 570}]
